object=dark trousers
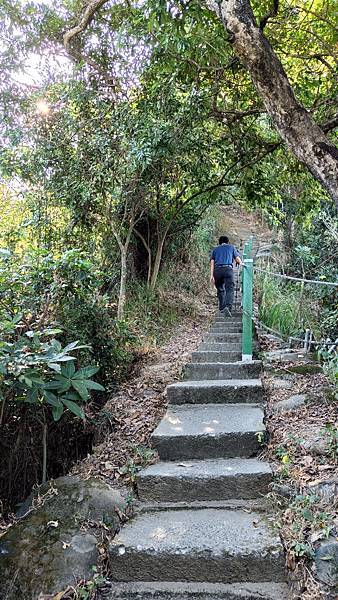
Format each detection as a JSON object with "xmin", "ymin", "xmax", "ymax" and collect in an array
[{"xmin": 214, "ymin": 266, "xmax": 234, "ymax": 311}]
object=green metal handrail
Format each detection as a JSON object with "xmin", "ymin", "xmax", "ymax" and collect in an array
[{"xmin": 242, "ymin": 236, "xmax": 254, "ymax": 362}]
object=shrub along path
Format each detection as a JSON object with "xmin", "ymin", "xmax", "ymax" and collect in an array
[{"xmin": 107, "ymin": 268, "xmax": 289, "ymax": 599}]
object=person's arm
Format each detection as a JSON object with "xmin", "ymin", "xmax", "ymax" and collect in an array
[
  {"xmin": 233, "ymin": 246, "xmax": 243, "ymax": 266},
  {"xmin": 210, "ymin": 258, "xmax": 215, "ymax": 283}
]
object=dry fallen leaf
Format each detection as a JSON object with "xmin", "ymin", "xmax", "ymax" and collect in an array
[
  {"xmin": 46, "ymin": 520, "xmax": 58, "ymax": 528},
  {"xmin": 52, "ymin": 593, "xmax": 65, "ymax": 600}
]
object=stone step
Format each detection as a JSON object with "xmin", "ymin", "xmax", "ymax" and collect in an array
[
  {"xmin": 183, "ymin": 361, "xmax": 262, "ymax": 381},
  {"xmin": 151, "ymin": 403, "xmax": 265, "ymax": 460},
  {"xmin": 213, "ymin": 316, "xmax": 242, "ymax": 322},
  {"xmin": 212, "ymin": 318, "xmax": 242, "ymax": 324},
  {"xmin": 217, "ymin": 312, "xmax": 242, "ymax": 318},
  {"xmin": 167, "ymin": 379, "xmax": 263, "ymax": 404},
  {"xmin": 137, "ymin": 457, "xmax": 272, "ymax": 502},
  {"xmin": 108, "ymin": 581, "xmax": 289, "ymax": 599},
  {"xmin": 199, "ymin": 343, "xmax": 241, "ymax": 352},
  {"xmin": 211, "ymin": 321, "xmax": 242, "ymax": 333},
  {"xmin": 109, "ymin": 508, "xmax": 285, "ymax": 584},
  {"xmin": 214, "ymin": 318, "xmax": 242, "ymax": 324},
  {"xmin": 210, "ymin": 326, "xmax": 242, "ymax": 333},
  {"xmin": 136, "ymin": 498, "xmax": 270, "ymax": 514},
  {"xmin": 204, "ymin": 333, "xmax": 242, "ymax": 343},
  {"xmin": 192, "ymin": 351, "xmax": 241, "ymax": 363}
]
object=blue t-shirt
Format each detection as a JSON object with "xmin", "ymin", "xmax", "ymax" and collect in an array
[{"xmin": 211, "ymin": 244, "xmax": 239, "ymax": 266}]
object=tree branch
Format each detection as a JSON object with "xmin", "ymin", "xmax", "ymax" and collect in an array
[
  {"xmin": 212, "ymin": 107, "xmax": 265, "ymax": 123},
  {"xmin": 321, "ymin": 114, "xmax": 338, "ymax": 134},
  {"xmin": 259, "ymin": 1, "xmax": 279, "ymax": 31},
  {"xmin": 63, "ymin": 0, "xmax": 110, "ymax": 47},
  {"xmin": 66, "ymin": 45, "xmax": 119, "ymax": 90},
  {"xmin": 134, "ymin": 228, "xmax": 150, "ymax": 252}
]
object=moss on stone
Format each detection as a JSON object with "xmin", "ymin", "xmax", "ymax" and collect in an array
[{"xmin": 0, "ymin": 476, "xmax": 129, "ymax": 599}]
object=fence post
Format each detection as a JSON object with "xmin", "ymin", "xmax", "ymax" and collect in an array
[
  {"xmin": 247, "ymin": 236, "xmax": 253, "ymax": 258},
  {"xmin": 242, "ymin": 258, "xmax": 253, "ymax": 362},
  {"xmin": 241, "ymin": 243, "xmax": 247, "ymax": 287}
]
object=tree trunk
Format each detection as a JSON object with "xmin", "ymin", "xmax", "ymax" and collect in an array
[
  {"xmin": 42, "ymin": 418, "xmax": 47, "ymax": 484},
  {"xmin": 146, "ymin": 250, "xmax": 152, "ymax": 288},
  {"xmin": 134, "ymin": 228, "xmax": 152, "ymax": 287},
  {"xmin": 0, "ymin": 399, "xmax": 5, "ymax": 426},
  {"xmin": 213, "ymin": 0, "xmax": 338, "ymax": 206},
  {"xmin": 150, "ymin": 236, "xmax": 165, "ymax": 291},
  {"xmin": 110, "ymin": 220, "xmax": 132, "ymax": 321},
  {"xmin": 117, "ymin": 245, "xmax": 127, "ymax": 320}
]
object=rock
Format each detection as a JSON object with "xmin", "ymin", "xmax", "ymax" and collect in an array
[
  {"xmin": 315, "ymin": 538, "xmax": 338, "ymax": 587},
  {"xmin": 301, "ymin": 437, "xmax": 328, "ymax": 456},
  {"xmin": 144, "ymin": 363, "xmax": 173, "ymax": 376},
  {"xmin": 287, "ymin": 364, "xmax": 322, "ymax": 375},
  {"xmin": 271, "ymin": 482, "xmax": 294, "ymax": 498},
  {"xmin": 273, "ymin": 394, "xmax": 306, "ymax": 413},
  {"xmin": 0, "ymin": 476, "xmax": 129, "ymax": 600},
  {"xmin": 307, "ymin": 479, "xmax": 338, "ymax": 501},
  {"xmin": 270, "ymin": 377, "xmax": 293, "ymax": 390},
  {"xmin": 263, "ymin": 350, "xmax": 314, "ymax": 364}
]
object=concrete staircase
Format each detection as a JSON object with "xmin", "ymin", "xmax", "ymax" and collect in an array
[{"xmin": 109, "ymin": 276, "xmax": 288, "ymax": 599}]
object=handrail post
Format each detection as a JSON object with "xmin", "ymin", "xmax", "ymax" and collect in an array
[
  {"xmin": 247, "ymin": 236, "xmax": 253, "ymax": 258},
  {"xmin": 242, "ymin": 258, "xmax": 253, "ymax": 362}
]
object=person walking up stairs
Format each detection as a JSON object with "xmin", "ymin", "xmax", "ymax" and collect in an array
[{"xmin": 210, "ymin": 235, "xmax": 242, "ymax": 317}]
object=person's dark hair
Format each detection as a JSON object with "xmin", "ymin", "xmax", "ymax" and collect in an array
[{"xmin": 219, "ymin": 236, "xmax": 229, "ymax": 245}]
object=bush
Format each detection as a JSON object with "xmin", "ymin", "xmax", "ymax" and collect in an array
[
  {"xmin": 0, "ymin": 309, "xmax": 106, "ymax": 512},
  {"xmin": 256, "ymin": 274, "xmax": 318, "ymax": 338},
  {"xmin": 59, "ymin": 297, "xmax": 136, "ymax": 385}
]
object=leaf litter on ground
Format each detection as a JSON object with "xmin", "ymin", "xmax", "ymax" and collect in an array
[{"xmin": 259, "ymin": 331, "xmax": 337, "ymax": 600}]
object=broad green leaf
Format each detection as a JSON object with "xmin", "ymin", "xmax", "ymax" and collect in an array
[
  {"xmin": 50, "ymin": 356, "xmax": 76, "ymax": 363},
  {"xmin": 62, "ymin": 392, "xmax": 82, "ymax": 401},
  {"xmin": 63, "ymin": 341, "xmax": 88, "ymax": 353},
  {"xmin": 52, "ymin": 403, "xmax": 64, "ymax": 421},
  {"xmin": 12, "ymin": 313, "xmax": 23, "ymax": 324},
  {"xmin": 73, "ymin": 366, "xmax": 99, "ymax": 379},
  {"xmin": 44, "ymin": 379, "xmax": 71, "ymax": 392},
  {"xmin": 61, "ymin": 361, "xmax": 75, "ymax": 378},
  {"xmin": 82, "ymin": 380, "xmax": 105, "ymax": 391},
  {"xmin": 44, "ymin": 390, "xmax": 63, "ymax": 407},
  {"xmin": 25, "ymin": 388, "xmax": 39, "ymax": 404},
  {"xmin": 62, "ymin": 398, "xmax": 85, "ymax": 419},
  {"xmin": 47, "ymin": 363, "xmax": 62, "ymax": 373},
  {"xmin": 21, "ymin": 376, "xmax": 33, "ymax": 388},
  {"xmin": 27, "ymin": 376, "xmax": 45, "ymax": 386},
  {"xmin": 71, "ymin": 380, "xmax": 89, "ymax": 401}
]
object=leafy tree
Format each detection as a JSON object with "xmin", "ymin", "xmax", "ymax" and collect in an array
[{"xmin": 58, "ymin": 0, "xmax": 337, "ymax": 205}]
